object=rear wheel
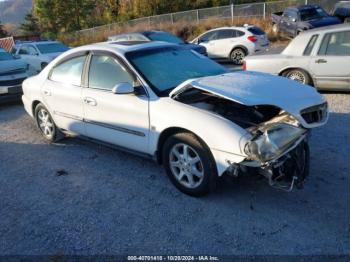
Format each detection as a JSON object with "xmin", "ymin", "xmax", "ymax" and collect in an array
[
  {"xmin": 283, "ymin": 69, "xmax": 311, "ymax": 85},
  {"xmin": 162, "ymin": 132, "xmax": 217, "ymax": 197},
  {"xmin": 34, "ymin": 103, "xmax": 63, "ymax": 143},
  {"xmin": 230, "ymin": 48, "xmax": 246, "ymax": 65}
]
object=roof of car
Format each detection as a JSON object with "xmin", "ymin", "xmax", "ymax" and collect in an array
[
  {"xmin": 16, "ymin": 40, "xmax": 61, "ymax": 46},
  {"xmin": 71, "ymin": 41, "xmax": 178, "ymax": 55},
  {"xmin": 286, "ymin": 5, "xmax": 322, "ymax": 11}
]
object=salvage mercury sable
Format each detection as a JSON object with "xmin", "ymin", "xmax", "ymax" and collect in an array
[{"xmin": 22, "ymin": 41, "xmax": 328, "ymax": 196}]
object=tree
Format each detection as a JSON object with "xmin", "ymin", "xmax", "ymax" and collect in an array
[
  {"xmin": 0, "ymin": 21, "xmax": 7, "ymax": 38},
  {"xmin": 20, "ymin": 12, "xmax": 41, "ymax": 36}
]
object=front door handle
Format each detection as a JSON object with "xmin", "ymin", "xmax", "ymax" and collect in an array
[
  {"xmin": 84, "ymin": 97, "xmax": 97, "ymax": 106},
  {"xmin": 315, "ymin": 59, "xmax": 327, "ymax": 64}
]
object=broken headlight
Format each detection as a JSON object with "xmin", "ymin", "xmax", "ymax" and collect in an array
[{"xmin": 244, "ymin": 123, "xmax": 307, "ymax": 163}]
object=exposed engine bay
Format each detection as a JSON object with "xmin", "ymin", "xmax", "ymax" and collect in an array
[{"xmin": 174, "ymin": 88, "xmax": 310, "ymax": 191}]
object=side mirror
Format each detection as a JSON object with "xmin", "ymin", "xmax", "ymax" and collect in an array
[{"xmin": 112, "ymin": 82, "xmax": 134, "ymax": 94}]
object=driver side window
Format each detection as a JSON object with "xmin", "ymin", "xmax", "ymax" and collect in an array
[{"xmin": 88, "ymin": 55, "xmax": 134, "ymax": 91}]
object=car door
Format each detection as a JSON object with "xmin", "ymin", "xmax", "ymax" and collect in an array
[
  {"xmin": 309, "ymin": 30, "xmax": 350, "ymax": 90},
  {"xmin": 27, "ymin": 45, "xmax": 43, "ymax": 71},
  {"xmin": 82, "ymin": 51, "xmax": 150, "ymax": 153},
  {"xmin": 198, "ymin": 31, "xmax": 220, "ymax": 58},
  {"xmin": 42, "ymin": 53, "xmax": 87, "ymax": 135},
  {"xmin": 211, "ymin": 29, "xmax": 237, "ymax": 58}
]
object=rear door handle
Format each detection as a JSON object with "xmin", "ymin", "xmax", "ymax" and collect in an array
[
  {"xmin": 84, "ymin": 97, "xmax": 97, "ymax": 106},
  {"xmin": 315, "ymin": 59, "xmax": 327, "ymax": 64}
]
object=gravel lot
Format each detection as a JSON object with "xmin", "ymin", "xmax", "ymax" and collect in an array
[{"xmin": 1, "ymin": 53, "xmax": 350, "ymax": 256}]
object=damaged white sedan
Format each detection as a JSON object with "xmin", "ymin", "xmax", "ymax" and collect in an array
[{"xmin": 22, "ymin": 41, "xmax": 328, "ymax": 196}]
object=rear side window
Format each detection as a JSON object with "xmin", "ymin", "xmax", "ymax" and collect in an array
[
  {"xmin": 247, "ymin": 27, "xmax": 265, "ymax": 35},
  {"xmin": 318, "ymin": 30, "xmax": 350, "ymax": 56},
  {"xmin": 50, "ymin": 56, "xmax": 86, "ymax": 86},
  {"xmin": 18, "ymin": 46, "xmax": 29, "ymax": 55},
  {"xmin": 303, "ymin": 34, "xmax": 319, "ymax": 56},
  {"xmin": 88, "ymin": 55, "xmax": 133, "ymax": 91}
]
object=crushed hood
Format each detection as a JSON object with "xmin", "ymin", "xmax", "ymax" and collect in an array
[{"xmin": 170, "ymin": 71, "xmax": 326, "ymax": 125}]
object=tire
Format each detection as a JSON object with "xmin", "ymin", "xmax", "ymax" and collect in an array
[
  {"xmin": 283, "ymin": 69, "xmax": 311, "ymax": 85},
  {"xmin": 34, "ymin": 103, "xmax": 63, "ymax": 143},
  {"xmin": 344, "ymin": 17, "xmax": 350, "ymax": 23},
  {"xmin": 230, "ymin": 48, "xmax": 246, "ymax": 65},
  {"xmin": 162, "ymin": 132, "xmax": 217, "ymax": 197}
]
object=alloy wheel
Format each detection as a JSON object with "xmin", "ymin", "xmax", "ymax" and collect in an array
[
  {"xmin": 169, "ymin": 143, "xmax": 204, "ymax": 189},
  {"xmin": 37, "ymin": 108, "xmax": 54, "ymax": 139},
  {"xmin": 231, "ymin": 49, "xmax": 245, "ymax": 65}
]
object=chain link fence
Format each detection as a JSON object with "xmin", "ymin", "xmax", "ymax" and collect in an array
[{"xmin": 62, "ymin": 0, "xmax": 339, "ymax": 45}]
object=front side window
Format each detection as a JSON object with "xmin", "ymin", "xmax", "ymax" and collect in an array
[
  {"xmin": 199, "ymin": 31, "xmax": 218, "ymax": 42},
  {"xmin": 88, "ymin": 55, "xmax": 133, "ymax": 91},
  {"xmin": 300, "ymin": 7, "xmax": 328, "ymax": 21},
  {"xmin": 19, "ymin": 46, "xmax": 29, "ymax": 55},
  {"xmin": 318, "ymin": 30, "xmax": 350, "ymax": 56},
  {"xmin": 28, "ymin": 46, "xmax": 38, "ymax": 56},
  {"xmin": 303, "ymin": 34, "xmax": 319, "ymax": 56},
  {"xmin": 126, "ymin": 47, "xmax": 226, "ymax": 96},
  {"xmin": 50, "ymin": 56, "xmax": 86, "ymax": 86}
]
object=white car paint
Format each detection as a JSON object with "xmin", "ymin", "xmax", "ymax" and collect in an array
[
  {"xmin": 13, "ymin": 41, "xmax": 69, "ymax": 72},
  {"xmin": 22, "ymin": 42, "xmax": 327, "ymax": 184},
  {"xmin": 244, "ymin": 23, "xmax": 350, "ymax": 90},
  {"xmin": 192, "ymin": 26, "xmax": 270, "ymax": 59}
]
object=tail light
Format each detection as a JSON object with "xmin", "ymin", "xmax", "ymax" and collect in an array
[
  {"xmin": 248, "ymin": 36, "xmax": 257, "ymax": 42},
  {"xmin": 243, "ymin": 61, "xmax": 247, "ymax": 70}
]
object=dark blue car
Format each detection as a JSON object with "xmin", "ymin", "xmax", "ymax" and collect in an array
[
  {"xmin": 272, "ymin": 5, "xmax": 342, "ymax": 37},
  {"xmin": 108, "ymin": 30, "xmax": 207, "ymax": 56}
]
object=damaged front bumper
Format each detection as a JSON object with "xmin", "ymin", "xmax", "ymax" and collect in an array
[{"xmin": 228, "ymin": 122, "xmax": 311, "ymax": 191}]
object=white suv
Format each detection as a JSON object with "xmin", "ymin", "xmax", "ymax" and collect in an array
[
  {"xmin": 12, "ymin": 41, "xmax": 69, "ymax": 72},
  {"xmin": 192, "ymin": 26, "xmax": 269, "ymax": 65}
]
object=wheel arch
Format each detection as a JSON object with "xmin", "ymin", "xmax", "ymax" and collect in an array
[
  {"xmin": 229, "ymin": 45, "xmax": 248, "ymax": 57},
  {"xmin": 156, "ymin": 127, "xmax": 211, "ymax": 165},
  {"xmin": 278, "ymin": 67, "xmax": 315, "ymax": 86},
  {"xmin": 31, "ymin": 100, "xmax": 42, "ymax": 116}
]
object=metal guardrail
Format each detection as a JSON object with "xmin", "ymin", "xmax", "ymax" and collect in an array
[{"xmin": 63, "ymin": 0, "xmax": 338, "ymax": 43}]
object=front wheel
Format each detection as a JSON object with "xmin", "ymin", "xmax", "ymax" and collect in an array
[
  {"xmin": 162, "ymin": 132, "xmax": 217, "ymax": 197},
  {"xmin": 34, "ymin": 103, "xmax": 63, "ymax": 143},
  {"xmin": 230, "ymin": 48, "xmax": 246, "ymax": 65}
]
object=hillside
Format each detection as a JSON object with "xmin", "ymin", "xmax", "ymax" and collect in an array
[{"xmin": 0, "ymin": 0, "xmax": 32, "ymax": 24}]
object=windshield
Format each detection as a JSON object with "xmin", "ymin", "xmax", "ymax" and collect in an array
[
  {"xmin": 0, "ymin": 51, "xmax": 14, "ymax": 61},
  {"xmin": 36, "ymin": 43, "xmax": 69, "ymax": 54},
  {"xmin": 300, "ymin": 7, "xmax": 328, "ymax": 21},
  {"xmin": 126, "ymin": 47, "xmax": 227, "ymax": 96},
  {"xmin": 146, "ymin": 32, "xmax": 185, "ymax": 44}
]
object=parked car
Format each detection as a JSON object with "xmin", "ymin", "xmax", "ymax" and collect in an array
[
  {"xmin": 244, "ymin": 24, "xmax": 350, "ymax": 91},
  {"xmin": 22, "ymin": 41, "xmax": 328, "ymax": 196},
  {"xmin": 272, "ymin": 5, "xmax": 341, "ymax": 38},
  {"xmin": 191, "ymin": 25, "xmax": 269, "ymax": 65},
  {"xmin": 0, "ymin": 48, "xmax": 31, "ymax": 103},
  {"xmin": 12, "ymin": 40, "xmax": 69, "ymax": 72},
  {"xmin": 332, "ymin": 1, "xmax": 350, "ymax": 22},
  {"xmin": 108, "ymin": 31, "xmax": 207, "ymax": 56}
]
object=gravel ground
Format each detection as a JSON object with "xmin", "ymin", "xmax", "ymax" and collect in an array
[{"xmin": 0, "ymin": 92, "xmax": 349, "ymax": 256}]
